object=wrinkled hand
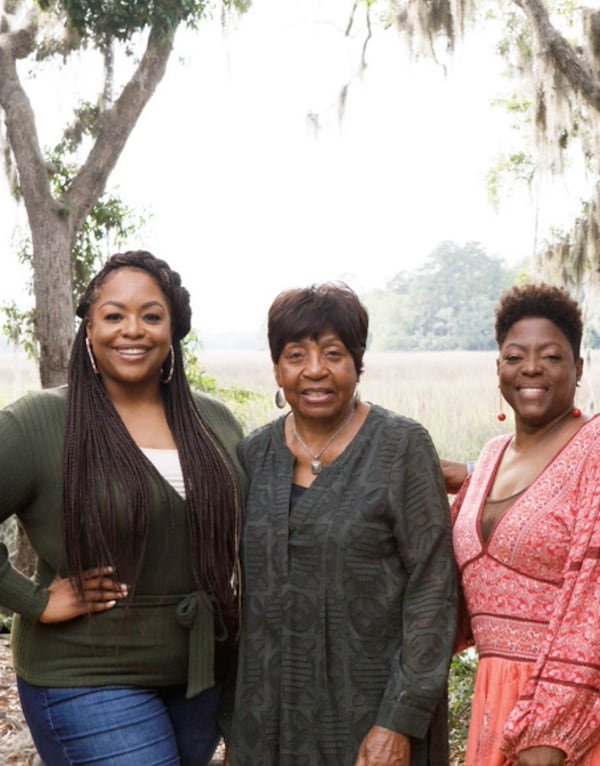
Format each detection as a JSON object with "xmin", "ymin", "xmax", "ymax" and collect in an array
[
  {"xmin": 517, "ymin": 746, "xmax": 565, "ymax": 766},
  {"xmin": 440, "ymin": 459, "xmax": 468, "ymax": 494},
  {"xmin": 40, "ymin": 567, "xmax": 128, "ymax": 624},
  {"xmin": 354, "ymin": 725, "xmax": 410, "ymax": 766}
]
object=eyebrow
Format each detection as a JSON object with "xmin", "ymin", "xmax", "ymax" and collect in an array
[
  {"xmin": 98, "ymin": 300, "xmax": 166, "ymax": 310},
  {"xmin": 503, "ymin": 341, "xmax": 564, "ymax": 351}
]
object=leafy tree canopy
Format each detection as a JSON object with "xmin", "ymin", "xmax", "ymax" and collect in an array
[
  {"xmin": 36, "ymin": 0, "xmax": 209, "ymax": 45},
  {"xmin": 364, "ymin": 241, "xmax": 522, "ymax": 350}
]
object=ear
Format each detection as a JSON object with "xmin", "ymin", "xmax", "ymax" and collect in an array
[
  {"xmin": 496, "ymin": 357, "xmax": 500, "ymax": 376},
  {"xmin": 576, "ymin": 356, "xmax": 584, "ymax": 383},
  {"xmin": 273, "ymin": 362, "xmax": 283, "ymax": 388}
]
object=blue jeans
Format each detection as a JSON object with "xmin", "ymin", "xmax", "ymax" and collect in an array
[{"xmin": 17, "ymin": 677, "xmax": 222, "ymax": 766}]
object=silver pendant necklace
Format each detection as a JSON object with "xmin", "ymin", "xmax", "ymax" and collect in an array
[{"xmin": 293, "ymin": 406, "xmax": 356, "ymax": 475}]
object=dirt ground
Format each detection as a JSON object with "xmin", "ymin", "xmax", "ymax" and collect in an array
[
  {"xmin": 0, "ymin": 635, "xmax": 38, "ymax": 765},
  {"xmin": 0, "ymin": 634, "xmax": 225, "ymax": 765}
]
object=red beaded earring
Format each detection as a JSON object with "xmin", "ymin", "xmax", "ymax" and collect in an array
[
  {"xmin": 572, "ymin": 379, "xmax": 582, "ymax": 417},
  {"xmin": 497, "ymin": 388, "xmax": 506, "ymax": 422}
]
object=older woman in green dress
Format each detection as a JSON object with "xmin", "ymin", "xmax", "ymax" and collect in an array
[{"xmin": 227, "ymin": 283, "xmax": 457, "ymax": 766}]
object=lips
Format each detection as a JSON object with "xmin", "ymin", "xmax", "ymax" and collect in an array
[
  {"xmin": 302, "ymin": 388, "xmax": 334, "ymax": 402},
  {"xmin": 113, "ymin": 347, "xmax": 149, "ymax": 357},
  {"xmin": 516, "ymin": 385, "xmax": 547, "ymax": 399}
]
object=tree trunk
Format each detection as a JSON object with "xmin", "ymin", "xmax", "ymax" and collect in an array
[{"xmin": 30, "ymin": 220, "xmax": 75, "ymax": 387}]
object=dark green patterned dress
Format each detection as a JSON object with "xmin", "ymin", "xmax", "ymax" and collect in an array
[{"xmin": 229, "ymin": 405, "xmax": 457, "ymax": 766}]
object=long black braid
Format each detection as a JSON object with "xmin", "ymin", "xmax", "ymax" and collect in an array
[{"xmin": 62, "ymin": 250, "xmax": 242, "ymax": 625}]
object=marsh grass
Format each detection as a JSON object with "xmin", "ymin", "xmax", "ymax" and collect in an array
[{"xmin": 4, "ymin": 349, "xmax": 598, "ymax": 457}]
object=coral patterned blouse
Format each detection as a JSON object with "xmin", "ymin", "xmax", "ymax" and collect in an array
[{"xmin": 453, "ymin": 416, "xmax": 600, "ymax": 764}]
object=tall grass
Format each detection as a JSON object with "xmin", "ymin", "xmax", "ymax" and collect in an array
[{"xmin": 4, "ymin": 349, "xmax": 598, "ymax": 456}]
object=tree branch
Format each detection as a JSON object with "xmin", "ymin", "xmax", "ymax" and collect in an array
[
  {"xmin": 514, "ymin": 0, "xmax": 600, "ymax": 112},
  {"xmin": 0, "ymin": 7, "xmax": 58, "ymax": 225},
  {"xmin": 65, "ymin": 24, "xmax": 175, "ymax": 228}
]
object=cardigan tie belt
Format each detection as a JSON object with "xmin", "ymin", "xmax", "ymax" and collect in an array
[{"xmin": 124, "ymin": 590, "xmax": 227, "ymax": 698}]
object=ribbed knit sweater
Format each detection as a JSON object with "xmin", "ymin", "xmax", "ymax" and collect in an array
[{"xmin": 0, "ymin": 386, "xmax": 245, "ymax": 694}]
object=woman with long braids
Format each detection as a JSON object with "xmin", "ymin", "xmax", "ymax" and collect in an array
[{"xmin": 0, "ymin": 251, "xmax": 245, "ymax": 765}]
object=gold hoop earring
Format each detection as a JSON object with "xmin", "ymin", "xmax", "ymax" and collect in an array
[
  {"xmin": 85, "ymin": 337, "xmax": 99, "ymax": 375},
  {"xmin": 161, "ymin": 345, "xmax": 175, "ymax": 384}
]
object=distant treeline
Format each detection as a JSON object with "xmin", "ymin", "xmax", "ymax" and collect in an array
[{"xmin": 362, "ymin": 240, "xmax": 600, "ymax": 352}]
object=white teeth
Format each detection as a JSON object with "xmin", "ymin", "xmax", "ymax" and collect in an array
[{"xmin": 118, "ymin": 349, "xmax": 146, "ymax": 356}]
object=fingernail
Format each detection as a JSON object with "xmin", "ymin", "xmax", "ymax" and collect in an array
[{"xmin": 106, "ymin": 600, "xmax": 116, "ymax": 608}]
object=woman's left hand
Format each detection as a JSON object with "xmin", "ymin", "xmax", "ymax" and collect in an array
[
  {"xmin": 354, "ymin": 725, "xmax": 410, "ymax": 766},
  {"xmin": 517, "ymin": 746, "xmax": 565, "ymax": 766}
]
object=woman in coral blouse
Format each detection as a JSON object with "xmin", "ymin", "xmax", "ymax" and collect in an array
[{"xmin": 452, "ymin": 282, "xmax": 600, "ymax": 766}]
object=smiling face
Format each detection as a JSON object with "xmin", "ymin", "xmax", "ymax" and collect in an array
[
  {"xmin": 86, "ymin": 267, "xmax": 173, "ymax": 396},
  {"xmin": 497, "ymin": 316, "xmax": 583, "ymax": 429},
  {"xmin": 274, "ymin": 331, "xmax": 358, "ymax": 426}
]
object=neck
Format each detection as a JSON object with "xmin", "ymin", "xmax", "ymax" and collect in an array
[
  {"xmin": 513, "ymin": 406, "xmax": 583, "ymax": 450},
  {"xmin": 102, "ymin": 378, "xmax": 164, "ymax": 408},
  {"xmin": 293, "ymin": 402, "xmax": 357, "ymax": 440}
]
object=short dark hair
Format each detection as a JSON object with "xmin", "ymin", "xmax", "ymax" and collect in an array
[
  {"xmin": 268, "ymin": 282, "xmax": 368, "ymax": 376},
  {"xmin": 495, "ymin": 282, "xmax": 583, "ymax": 359}
]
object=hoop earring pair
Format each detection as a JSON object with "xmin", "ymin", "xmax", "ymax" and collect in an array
[{"xmin": 161, "ymin": 345, "xmax": 175, "ymax": 384}]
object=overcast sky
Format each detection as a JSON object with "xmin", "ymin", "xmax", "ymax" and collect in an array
[{"xmin": 0, "ymin": 0, "xmax": 590, "ymax": 344}]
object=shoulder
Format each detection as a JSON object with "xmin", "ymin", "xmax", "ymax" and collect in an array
[
  {"xmin": 238, "ymin": 417, "xmax": 283, "ymax": 466},
  {"xmin": 2, "ymin": 385, "xmax": 67, "ymax": 423},
  {"xmin": 478, "ymin": 433, "xmax": 512, "ymax": 459},
  {"xmin": 367, "ymin": 403, "xmax": 436, "ymax": 448},
  {"xmin": 191, "ymin": 390, "xmax": 243, "ymax": 440}
]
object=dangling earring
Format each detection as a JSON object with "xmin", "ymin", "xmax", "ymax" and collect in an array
[
  {"xmin": 573, "ymin": 379, "xmax": 582, "ymax": 417},
  {"xmin": 275, "ymin": 389, "xmax": 286, "ymax": 409},
  {"xmin": 497, "ymin": 387, "xmax": 506, "ymax": 422},
  {"xmin": 161, "ymin": 345, "xmax": 175, "ymax": 384},
  {"xmin": 85, "ymin": 337, "xmax": 99, "ymax": 375}
]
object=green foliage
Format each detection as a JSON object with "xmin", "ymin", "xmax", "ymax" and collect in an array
[
  {"xmin": 449, "ymin": 649, "xmax": 477, "ymax": 763},
  {"xmin": 364, "ymin": 241, "xmax": 521, "ymax": 351},
  {"xmin": 182, "ymin": 332, "xmax": 267, "ymax": 432},
  {"xmin": 1, "ymin": 146, "xmax": 144, "ymax": 359},
  {"xmin": 35, "ymin": 0, "xmax": 209, "ymax": 46},
  {"xmin": 486, "ymin": 151, "xmax": 535, "ymax": 209}
]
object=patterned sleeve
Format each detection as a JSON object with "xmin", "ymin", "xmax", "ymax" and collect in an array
[
  {"xmin": 502, "ymin": 444, "xmax": 600, "ymax": 764},
  {"xmin": 375, "ymin": 421, "xmax": 458, "ymax": 738}
]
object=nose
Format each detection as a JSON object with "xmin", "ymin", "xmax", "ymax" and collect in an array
[
  {"xmin": 303, "ymin": 349, "xmax": 326, "ymax": 378},
  {"xmin": 521, "ymin": 352, "xmax": 541, "ymax": 375},
  {"xmin": 122, "ymin": 314, "xmax": 144, "ymax": 337}
]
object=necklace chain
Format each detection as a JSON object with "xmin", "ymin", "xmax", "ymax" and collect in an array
[{"xmin": 293, "ymin": 406, "xmax": 356, "ymax": 475}]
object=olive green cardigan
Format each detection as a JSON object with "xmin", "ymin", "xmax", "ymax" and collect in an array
[{"xmin": 0, "ymin": 386, "xmax": 246, "ymax": 696}]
